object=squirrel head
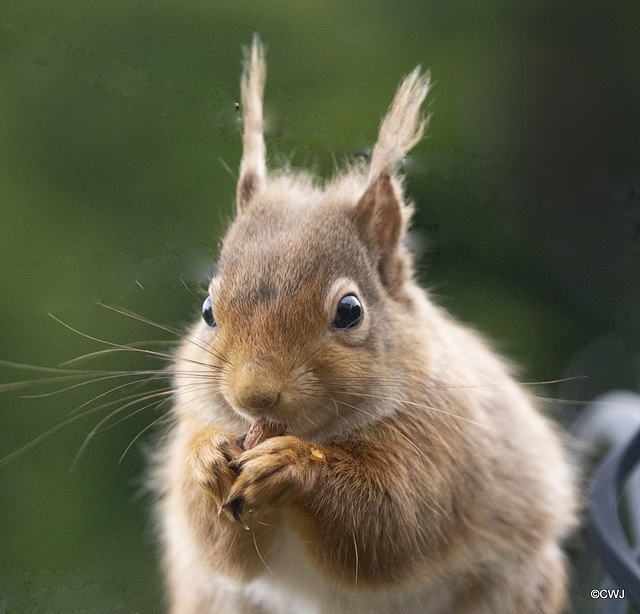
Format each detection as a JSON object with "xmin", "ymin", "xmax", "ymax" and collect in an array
[{"xmin": 178, "ymin": 36, "xmax": 431, "ymax": 440}]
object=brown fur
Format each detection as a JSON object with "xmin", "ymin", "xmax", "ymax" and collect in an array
[{"xmin": 156, "ymin": 36, "xmax": 577, "ymax": 614}]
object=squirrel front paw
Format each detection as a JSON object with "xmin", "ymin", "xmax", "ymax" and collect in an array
[
  {"xmin": 223, "ymin": 436, "xmax": 315, "ymax": 520},
  {"xmin": 187, "ymin": 429, "xmax": 244, "ymax": 518}
]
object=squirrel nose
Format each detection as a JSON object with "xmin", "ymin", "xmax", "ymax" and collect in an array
[
  {"xmin": 230, "ymin": 361, "xmax": 283, "ymax": 414},
  {"xmin": 235, "ymin": 387, "xmax": 280, "ymax": 412}
]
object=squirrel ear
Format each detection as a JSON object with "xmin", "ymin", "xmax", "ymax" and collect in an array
[
  {"xmin": 354, "ymin": 67, "xmax": 428, "ymax": 293},
  {"xmin": 354, "ymin": 173, "xmax": 405, "ymax": 291},
  {"xmin": 237, "ymin": 34, "xmax": 267, "ymax": 212}
]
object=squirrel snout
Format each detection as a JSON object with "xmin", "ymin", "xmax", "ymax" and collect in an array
[
  {"xmin": 234, "ymin": 387, "xmax": 280, "ymax": 413},
  {"xmin": 228, "ymin": 365, "xmax": 283, "ymax": 414}
]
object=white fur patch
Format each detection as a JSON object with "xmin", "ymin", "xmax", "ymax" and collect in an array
[{"xmin": 238, "ymin": 515, "xmax": 453, "ymax": 614}]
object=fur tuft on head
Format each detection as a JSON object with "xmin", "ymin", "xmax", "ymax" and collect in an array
[
  {"xmin": 369, "ymin": 67, "xmax": 430, "ymax": 179},
  {"xmin": 237, "ymin": 34, "xmax": 267, "ymax": 211}
]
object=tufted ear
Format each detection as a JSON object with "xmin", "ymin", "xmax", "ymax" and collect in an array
[
  {"xmin": 354, "ymin": 66, "xmax": 430, "ymax": 295},
  {"xmin": 354, "ymin": 173, "xmax": 406, "ymax": 293},
  {"xmin": 237, "ymin": 35, "xmax": 267, "ymax": 212},
  {"xmin": 368, "ymin": 66, "xmax": 430, "ymax": 179}
]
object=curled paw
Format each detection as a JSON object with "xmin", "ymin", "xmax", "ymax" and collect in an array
[
  {"xmin": 187, "ymin": 429, "xmax": 244, "ymax": 517},
  {"xmin": 222, "ymin": 436, "xmax": 313, "ymax": 519}
]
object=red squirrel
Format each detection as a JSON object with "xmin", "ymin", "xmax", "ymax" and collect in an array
[{"xmin": 155, "ymin": 36, "xmax": 577, "ymax": 613}]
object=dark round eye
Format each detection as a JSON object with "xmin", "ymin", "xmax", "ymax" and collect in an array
[
  {"xmin": 333, "ymin": 295, "xmax": 363, "ymax": 329},
  {"xmin": 202, "ymin": 295, "xmax": 216, "ymax": 328}
]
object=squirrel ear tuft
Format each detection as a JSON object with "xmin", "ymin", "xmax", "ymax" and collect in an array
[
  {"xmin": 369, "ymin": 67, "xmax": 430, "ymax": 179},
  {"xmin": 354, "ymin": 67, "xmax": 428, "ymax": 293},
  {"xmin": 237, "ymin": 34, "xmax": 267, "ymax": 212},
  {"xmin": 354, "ymin": 173, "xmax": 406, "ymax": 292}
]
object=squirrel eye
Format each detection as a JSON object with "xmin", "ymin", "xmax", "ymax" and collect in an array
[
  {"xmin": 202, "ymin": 296, "xmax": 216, "ymax": 328},
  {"xmin": 333, "ymin": 295, "xmax": 362, "ymax": 329}
]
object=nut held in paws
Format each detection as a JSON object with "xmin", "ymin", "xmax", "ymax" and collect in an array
[{"xmin": 241, "ymin": 419, "xmax": 287, "ymax": 451}]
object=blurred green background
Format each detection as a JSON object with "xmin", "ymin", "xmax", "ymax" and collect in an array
[{"xmin": 1, "ymin": 1, "xmax": 639, "ymax": 612}]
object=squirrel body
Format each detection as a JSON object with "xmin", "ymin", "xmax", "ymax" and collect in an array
[{"xmin": 156, "ymin": 37, "xmax": 576, "ymax": 614}]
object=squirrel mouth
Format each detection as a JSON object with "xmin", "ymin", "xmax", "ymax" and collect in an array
[{"xmin": 238, "ymin": 418, "xmax": 288, "ymax": 450}]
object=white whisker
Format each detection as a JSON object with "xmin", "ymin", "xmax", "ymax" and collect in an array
[
  {"xmin": 58, "ymin": 340, "xmax": 178, "ymax": 366},
  {"xmin": 119, "ymin": 410, "xmax": 175, "ymax": 463},
  {"xmin": 97, "ymin": 303, "xmax": 233, "ymax": 367}
]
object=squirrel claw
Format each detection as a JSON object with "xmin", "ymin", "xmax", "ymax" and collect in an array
[
  {"xmin": 229, "ymin": 495, "xmax": 244, "ymax": 520},
  {"xmin": 221, "ymin": 495, "xmax": 246, "ymax": 526}
]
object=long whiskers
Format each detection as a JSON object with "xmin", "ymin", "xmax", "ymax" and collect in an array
[
  {"xmin": 252, "ymin": 531, "xmax": 282, "ymax": 587},
  {"xmin": 71, "ymin": 379, "xmax": 225, "ymax": 469},
  {"xmin": 293, "ymin": 337, "xmax": 334, "ymax": 376},
  {"xmin": 330, "ymin": 396, "xmax": 447, "ymax": 518},
  {"xmin": 70, "ymin": 390, "xmax": 175, "ymax": 470},
  {"xmin": 59, "ymin": 340, "xmax": 178, "ymax": 367},
  {"xmin": 321, "ymin": 389, "xmax": 490, "ymax": 430},
  {"xmin": 309, "ymin": 374, "xmax": 587, "ymax": 391},
  {"xmin": 22, "ymin": 370, "xmax": 171, "ymax": 401},
  {"xmin": 97, "ymin": 303, "xmax": 233, "ymax": 367},
  {"xmin": 22, "ymin": 367, "xmax": 227, "ymax": 402},
  {"xmin": 0, "ymin": 383, "xmax": 168, "ymax": 468},
  {"xmin": 1, "ymin": 305, "xmax": 233, "ymax": 467},
  {"xmin": 48, "ymin": 314, "xmax": 228, "ymax": 374},
  {"xmin": 119, "ymin": 410, "xmax": 175, "ymax": 464}
]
